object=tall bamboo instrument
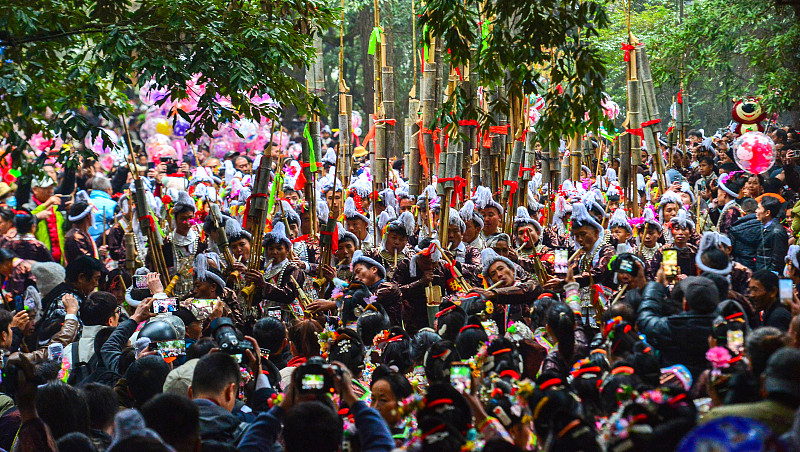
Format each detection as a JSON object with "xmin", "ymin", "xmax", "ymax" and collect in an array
[
  {"xmin": 120, "ymin": 115, "xmax": 169, "ymax": 287},
  {"xmin": 240, "ymin": 154, "xmax": 273, "ymax": 305},
  {"xmin": 209, "ymin": 203, "xmax": 236, "ymax": 269},
  {"xmin": 420, "ymin": 22, "xmax": 437, "ymax": 186},
  {"xmin": 635, "ymin": 44, "xmax": 666, "ymax": 194}
]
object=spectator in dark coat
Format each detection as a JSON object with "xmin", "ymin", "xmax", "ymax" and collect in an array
[
  {"xmin": 729, "ymin": 212, "xmax": 761, "ymax": 270},
  {"xmin": 637, "ymin": 276, "xmax": 720, "ymax": 380},
  {"xmin": 755, "ymin": 195, "xmax": 789, "ymax": 272},
  {"xmin": 750, "ymin": 270, "xmax": 792, "ymax": 332}
]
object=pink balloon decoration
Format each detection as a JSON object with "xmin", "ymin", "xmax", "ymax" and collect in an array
[{"xmin": 732, "ymin": 131, "xmax": 775, "ymax": 175}]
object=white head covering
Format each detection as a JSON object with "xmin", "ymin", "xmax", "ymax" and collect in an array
[
  {"xmin": 695, "ymin": 231, "xmax": 733, "ymax": 275},
  {"xmin": 448, "ymin": 208, "xmax": 466, "ymax": 234},
  {"xmin": 344, "ymin": 197, "xmax": 370, "ymax": 224},
  {"xmin": 670, "ymin": 209, "xmax": 695, "ymax": 231},
  {"xmin": 459, "ymin": 200, "xmax": 484, "ymax": 229},
  {"xmin": 608, "ymin": 208, "xmax": 632, "ymax": 233},
  {"xmin": 472, "ymin": 185, "xmax": 504, "ymax": 215},
  {"xmin": 67, "ymin": 190, "xmax": 94, "ymax": 223},
  {"xmin": 513, "ymin": 206, "xmax": 542, "ymax": 235}
]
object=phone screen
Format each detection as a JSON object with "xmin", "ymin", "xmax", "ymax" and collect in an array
[
  {"xmin": 663, "ymin": 249, "xmax": 678, "ymax": 279},
  {"xmin": 133, "ymin": 275, "xmax": 148, "ymax": 289},
  {"xmin": 153, "ymin": 298, "xmax": 177, "ymax": 313},
  {"xmin": 779, "ymin": 279, "xmax": 793, "ymax": 305},
  {"xmin": 301, "ymin": 373, "xmax": 325, "ymax": 391},
  {"xmin": 450, "ymin": 363, "xmax": 471, "ymax": 393},
  {"xmin": 267, "ymin": 308, "xmax": 283, "ymax": 320},
  {"xmin": 554, "ymin": 249, "xmax": 569, "ymax": 274}
]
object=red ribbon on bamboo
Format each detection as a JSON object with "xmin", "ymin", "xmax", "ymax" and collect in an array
[
  {"xmin": 626, "ymin": 128, "xmax": 644, "ymax": 138},
  {"xmin": 362, "ymin": 116, "xmax": 397, "ymax": 149},
  {"xmin": 641, "ymin": 119, "xmax": 661, "ymax": 128},
  {"xmin": 503, "ymin": 180, "xmax": 518, "ymax": 197},
  {"xmin": 677, "ymin": 89, "xmax": 683, "ymax": 104},
  {"xmin": 438, "ymin": 176, "xmax": 468, "ymax": 207},
  {"xmin": 418, "ymin": 122, "xmax": 441, "ymax": 179},
  {"xmin": 241, "ymin": 193, "xmax": 269, "ymax": 229},
  {"xmin": 518, "ymin": 166, "xmax": 536, "ymax": 179},
  {"xmin": 481, "ymin": 125, "xmax": 510, "ymax": 148},
  {"xmin": 320, "ymin": 229, "xmax": 338, "ymax": 251},
  {"xmin": 138, "ymin": 215, "xmax": 156, "ymax": 233},
  {"xmin": 621, "ymin": 43, "xmax": 636, "ymax": 62}
]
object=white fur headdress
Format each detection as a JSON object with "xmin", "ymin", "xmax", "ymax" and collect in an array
[
  {"xmin": 459, "ymin": 200, "xmax": 484, "ymax": 229},
  {"xmin": 608, "ymin": 208, "xmax": 632, "ymax": 233}
]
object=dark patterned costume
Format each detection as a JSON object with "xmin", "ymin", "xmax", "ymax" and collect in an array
[
  {"xmin": 340, "ymin": 279, "xmax": 403, "ymax": 325},
  {"xmin": 0, "ymin": 259, "xmax": 36, "ymax": 310},
  {"xmin": 63, "ymin": 228, "xmax": 99, "ymax": 265},
  {"xmin": 256, "ymin": 260, "xmax": 306, "ymax": 320},
  {"xmin": 100, "ymin": 220, "xmax": 129, "ymax": 267},
  {"xmin": 3, "ymin": 235, "xmax": 53, "ymax": 262},
  {"xmin": 717, "ymin": 202, "xmax": 744, "ymax": 236},
  {"xmin": 393, "ymin": 259, "xmax": 455, "ymax": 333},
  {"xmin": 365, "ymin": 247, "xmax": 413, "ymax": 281}
]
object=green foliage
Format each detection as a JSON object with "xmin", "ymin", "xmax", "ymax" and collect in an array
[
  {"xmin": 593, "ymin": 0, "xmax": 676, "ymax": 128},
  {"xmin": 420, "ymin": 0, "xmax": 615, "ymax": 145},
  {"xmin": 0, "ymin": 0, "xmax": 336, "ymax": 170},
  {"xmin": 653, "ymin": 0, "xmax": 799, "ymax": 125}
]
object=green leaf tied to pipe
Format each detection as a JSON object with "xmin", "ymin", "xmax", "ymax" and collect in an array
[
  {"xmin": 303, "ymin": 123, "xmax": 319, "ymax": 172},
  {"xmin": 368, "ymin": 27, "xmax": 382, "ymax": 56}
]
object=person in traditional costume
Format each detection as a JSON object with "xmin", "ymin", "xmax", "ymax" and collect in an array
[
  {"xmin": 224, "ymin": 214, "xmax": 252, "ymax": 267},
  {"xmin": 608, "ymin": 208, "xmax": 633, "ymax": 249},
  {"xmin": 658, "ymin": 191, "xmax": 683, "ymax": 244},
  {"xmin": 637, "ymin": 207, "xmax": 663, "ymax": 281},
  {"xmin": 244, "ymin": 222, "xmax": 305, "ymax": 320},
  {"xmin": 344, "ymin": 197, "xmax": 373, "ymax": 251},
  {"xmin": 712, "ymin": 231, "xmax": 753, "ymax": 295},
  {"xmin": 512, "ymin": 206, "xmax": 545, "ymax": 260},
  {"xmin": 63, "ymin": 191, "xmax": 102, "ymax": 264},
  {"xmin": 662, "ymin": 209, "xmax": 698, "ymax": 277},
  {"xmin": 445, "ymin": 208, "xmax": 480, "ymax": 266},
  {"xmin": 715, "ymin": 171, "xmax": 748, "ymax": 235},
  {"xmin": 394, "ymin": 238, "xmax": 453, "ymax": 333},
  {"xmin": 565, "ymin": 202, "xmax": 616, "ymax": 291},
  {"xmin": 338, "ymin": 250, "xmax": 403, "ymax": 326},
  {"xmin": 101, "ymin": 193, "xmax": 133, "ymax": 269},
  {"xmin": 459, "ymin": 200, "xmax": 484, "ymax": 250},
  {"xmin": 3, "ymin": 210, "xmax": 52, "ymax": 262},
  {"xmin": 472, "ymin": 186, "xmax": 504, "ymax": 241},
  {"xmin": 543, "ymin": 194, "xmax": 572, "ymax": 249},
  {"xmin": 368, "ymin": 209, "xmax": 414, "ymax": 280},
  {"xmin": 150, "ymin": 190, "xmax": 202, "ymax": 299},
  {"xmin": 334, "ymin": 224, "xmax": 359, "ymax": 282}
]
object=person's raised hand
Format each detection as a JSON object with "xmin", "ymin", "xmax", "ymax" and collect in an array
[
  {"xmin": 131, "ymin": 297, "xmax": 156, "ymax": 323},
  {"xmin": 656, "ymin": 267, "xmax": 668, "ymax": 286},
  {"xmin": 209, "ymin": 300, "xmax": 225, "ymax": 321},
  {"xmin": 508, "ymin": 248, "xmax": 519, "ymax": 263},
  {"xmin": 307, "ymin": 299, "xmax": 337, "ymax": 314},
  {"xmin": 10, "ymin": 310, "xmax": 30, "ymax": 331},
  {"xmin": 321, "ymin": 264, "xmax": 336, "ymax": 282},
  {"xmin": 62, "ymin": 293, "xmax": 79, "ymax": 316},
  {"xmin": 543, "ymin": 277, "xmax": 563, "ymax": 291},
  {"xmin": 331, "ymin": 361, "xmax": 357, "ymax": 407},
  {"xmin": 244, "ymin": 270, "xmax": 266, "ymax": 289},
  {"xmin": 242, "ymin": 336, "xmax": 262, "ymax": 378},
  {"xmin": 6, "ymin": 355, "xmax": 40, "ymax": 423},
  {"xmin": 146, "ymin": 272, "xmax": 164, "ymax": 294}
]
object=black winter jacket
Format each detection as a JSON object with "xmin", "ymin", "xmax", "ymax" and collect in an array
[
  {"xmin": 636, "ymin": 282, "xmax": 716, "ymax": 381},
  {"xmin": 757, "ymin": 220, "xmax": 789, "ymax": 273},
  {"xmin": 729, "ymin": 214, "xmax": 760, "ymax": 270}
]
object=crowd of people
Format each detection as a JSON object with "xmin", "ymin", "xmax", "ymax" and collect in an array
[{"xmin": 0, "ymin": 118, "xmax": 799, "ymax": 452}]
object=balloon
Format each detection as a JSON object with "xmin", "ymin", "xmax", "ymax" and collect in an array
[
  {"xmin": 351, "ymin": 111, "xmax": 362, "ymax": 130},
  {"xmin": 354, "ymin": 127, "xmax": 363, "ymax": 137},
  {"xmin": 235, "ymin": 119, "xmax": 259, "ymax": 143},
  {"xmin": 84, "ymin": 129, "xmax": 119, "ymax": 154},
  {"xmin": 155, "ymin": 118, "xmax": 173, "ymax": 136},
  {"xmin": 173, "ymin": 118, "xmax": 191, "ymax": 137},
  {"xmin": 732, "ymin": 131, "xmax": 775, "ymax": 175},
  {"xmin": 211, "ymin": 139, "xmax": 234, "ymax": 158},
  {"xmin": 678, "ymin": 416, "xmax": 773, "ymax": 452},
  {"xmin": 139, "ymin": 80, "xmax": 169, "ymax": 106}
]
